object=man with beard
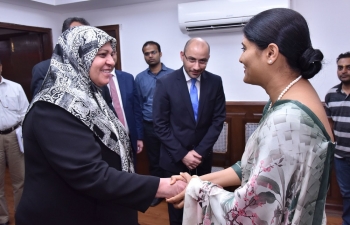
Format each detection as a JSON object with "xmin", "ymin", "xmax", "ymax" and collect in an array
[
  {"xmin": 325, "ymin": 51, "xmax": 350, "ymax": 225},
  {"xmin": 152, "ymin": 38, "xmax": 226, "ymax": 225},
  {"xmin": 135, "ymin": 41, "xmax": 174, "ymax": 207}
]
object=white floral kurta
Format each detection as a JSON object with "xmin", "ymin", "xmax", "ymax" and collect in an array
[{"xmin": 183, "ymin": 100, "xmax": 334, "ymax": 225}]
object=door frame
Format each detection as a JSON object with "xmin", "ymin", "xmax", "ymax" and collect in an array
[
  {"xmin": 97, "ymin": 25, "xmax": 121, "ymax": 70},
  {"xmin": 0, "ymin": 22, "xmax": 53, "ymax": 60}
]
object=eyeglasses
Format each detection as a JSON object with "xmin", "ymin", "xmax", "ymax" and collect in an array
[
  {"xmin": 183, "ymin": 53, "xmax": 208, "ymax": 65},
  {"xmin": 338, "ymin": 65, "xmax": 350, "ymax": 71},
  {"xmin": 143, "ymin": 50, "xmax": 158, "ymax": 57}
]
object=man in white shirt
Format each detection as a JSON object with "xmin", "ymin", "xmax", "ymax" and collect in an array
[{"xmin": 0, "ymin": 60, "xmax": 29, "ymax": 225}]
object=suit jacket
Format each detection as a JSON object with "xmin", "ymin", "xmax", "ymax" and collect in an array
[
  {"xmin": 103, "ymin": 70, "xmax": 143, "ymax": 156},
  {"xmin": 16, "ymin": 102, "xmax": 158, "ymax": 225},
  {"xmin": 153, "ymin": 67, "xmax": 226, "ymax": 174},
  {"xmin": 101, "ymin": 85, "xmax": 117, "ymax": 116},
  {"xmin": 31, "ymin": 59, "xmax": 51, "ymax": 97}
]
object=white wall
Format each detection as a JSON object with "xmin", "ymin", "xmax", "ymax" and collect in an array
[
  {"xmin": 291, "ymin": 0, "xmax": 350, "ymax": 101},
  {"xmin": 0, "ymin": 2, "xmax": 62, "ymax": 43},
  {"xmin": 65, "ymin": 0, "xmax": 350, "ymax": 101},
  {"xmin": 2, "ymin": 0, "xmax": 349, "ymax": 101},
  {"xmin": 64, "ymin": 0, "xmax": 195, "ymax": 80}
]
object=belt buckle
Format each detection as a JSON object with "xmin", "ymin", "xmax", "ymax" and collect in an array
[{"xmin": 10, "ymin": 123, "xmax": 18, "ymax": 132}]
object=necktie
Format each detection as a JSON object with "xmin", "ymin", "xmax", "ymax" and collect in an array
[
  {"xmin": 109, "ymin": 74, "xmax": 126, "ymax": 127},
  {"xmin": 190, "ymin": 78, "xmax": 198, "ymax": 121}
]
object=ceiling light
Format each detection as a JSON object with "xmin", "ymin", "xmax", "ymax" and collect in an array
[{"xmin": 31, "ymin": 0, "xmax": 90, "ymax": 6}]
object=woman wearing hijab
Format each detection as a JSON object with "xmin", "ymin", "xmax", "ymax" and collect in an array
[
  {"xmin": 15, "ymin": 26, "xmax": 185, "ymax": 225},
  {"xmin": 167, "ymin": 8, "xmax": 335, "ymax": 225}
]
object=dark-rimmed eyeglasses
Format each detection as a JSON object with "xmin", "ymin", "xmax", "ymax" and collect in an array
[
  {"xmin": 143, "ymin": 50, "xmax": 158, "ymax": 57},
  {"xmin": 183, "ymin": 53, "xmax": 208, "ymax": 65}
]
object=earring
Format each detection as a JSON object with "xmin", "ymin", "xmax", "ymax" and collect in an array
[{"xmin": 268, "ymin": 60, "xmax": 273, "ymax": 64}]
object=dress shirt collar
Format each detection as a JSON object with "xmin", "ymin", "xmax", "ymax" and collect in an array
[
  {"xmin": 336, "ymin": 82, "xmax": 349, "ymax": 95},
  {"xmin": 0, "ymin": 76, "xmax": 9, "ymax": 85},
  {"xmin": 111, "ymin": 69, "xmax": 117, "ymax": 77},
  {"xmin": 182, "ymin": 67, "xmax": 201, "ymax": 82},
  {"xmin": 146, "ymin": 63, "xmax": 169, "ymax": 75}
]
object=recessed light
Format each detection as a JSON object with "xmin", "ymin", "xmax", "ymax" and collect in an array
[{"xmin": 31, "ymin": 0, "xmax": 90, "ymax": 6}]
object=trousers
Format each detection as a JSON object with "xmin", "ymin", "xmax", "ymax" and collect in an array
[
  {"xmin": 334, "ymin": 157, "xmax": 350, "ymax": 225},
  {"xmin": 0, "ymin": 130, "xmax": 24, "ymax": 224},
  {"xmin": 143, "ymin": 121, "xmax": 163, "ymax": 178}
]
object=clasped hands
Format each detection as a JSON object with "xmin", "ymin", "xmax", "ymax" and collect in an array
[
  {"xmin": 166, "ymin": 172, "xmax": 196, "ymax": 209},
  {"xmin": 155, "ymin": 150, "xmax": 201, "ymax": 208},
  {"xmin": 156, "ymin": 172, "xmax": 194, "ymax": 209},
  {"xmin": 182, "ymin": 150, "xmax": 202, "ymax": 170},
  {"xmin": 164, "ymin": 150, "xmax": 201, "ymax": 208}
]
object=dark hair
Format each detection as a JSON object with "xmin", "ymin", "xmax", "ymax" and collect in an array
[
  {"xmin": 337, "ymin": 52, "xmax": 350, "ymax": 63},
  {"xmin": 142, "ymin": 41, "xmax": 161, "ymax": 53},
  {"xmin": 61, "ymin": 17, "xmax": 90, "ymax": 33},
  {"xmin": 244, "ymin": 8, "xmax": 323, "ymax": 79},
  {"xmin": 0, "ymin": 59, "xmax": 2, "ymax": 65}
]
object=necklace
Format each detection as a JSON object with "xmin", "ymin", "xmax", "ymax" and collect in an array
[{"xmin": 268, "ymin": 75, "xmax": 302, "ymax": 110}]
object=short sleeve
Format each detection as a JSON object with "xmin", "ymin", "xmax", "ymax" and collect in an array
[{"xmin": 231, "ymin": 161, "xmax": 242, "ymax": 181}]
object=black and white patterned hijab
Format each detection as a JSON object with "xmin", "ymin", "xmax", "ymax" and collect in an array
[{"xmin": 28, "ymin": 26, "xmax": 134, "ymax": 173}]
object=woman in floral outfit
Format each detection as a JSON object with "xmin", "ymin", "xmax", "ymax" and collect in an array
[{"xmin": 167, "ymin": 8, "xmax": 335, "ymax": 225}]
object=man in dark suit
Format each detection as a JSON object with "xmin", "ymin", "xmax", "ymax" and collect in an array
[
  {"xmin": 153, "ymin": 38, "xmax": 226, "ymax": 225},
  {"xmin": 106, "ymin": 52, "xmax": 144, "ymax": 166},
  {"xmin": 31, "ymin": 59, "xmax": 50, "ymax": 97},
  {"xmin": 31, "ymin": 17, "xmax": 90, "ymax": 97}
]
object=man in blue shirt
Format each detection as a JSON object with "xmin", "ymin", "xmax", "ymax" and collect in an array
[{"xmin": 135, "ymin": 41, "xmax": 174, "ymax": 207}]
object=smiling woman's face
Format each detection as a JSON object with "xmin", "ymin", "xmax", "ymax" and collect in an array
[
  {"xmin": 239, "ymin": 36, "xmax": 265, "ymax": 85},
  {"xmin": 89, "ymin": 42, "xmax": 115, "ymax": 87}
]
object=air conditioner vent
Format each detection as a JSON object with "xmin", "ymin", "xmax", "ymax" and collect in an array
[
  {"xmin": 178, "ymin": 0, "xmax": 290, "ymax": 34},
  {"xmin": 186, "ymin": 22, "xmax": 247, "ymax": 32}
]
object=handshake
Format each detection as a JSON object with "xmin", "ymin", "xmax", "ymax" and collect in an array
[
  {"xmin": 155, "ymin": 150, "xmax": 202, "ymax": 208},
  {"xmin": 155, "ymin": 172, "xmax": 196, "ymax": 209}
]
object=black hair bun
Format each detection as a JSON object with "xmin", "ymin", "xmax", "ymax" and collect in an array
[{"xmin": 298, "ymin": 47, "xmax": 323, "ymax": 79}]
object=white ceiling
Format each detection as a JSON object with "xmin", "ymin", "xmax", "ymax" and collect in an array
[{"xmin": 0, "ymin": 0, "xmax": 167, "ymax": 13}]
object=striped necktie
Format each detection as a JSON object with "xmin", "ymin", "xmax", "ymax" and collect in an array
[{"xmin": 109, "ymin": 74, "xmax": 126, "ymax": 127}]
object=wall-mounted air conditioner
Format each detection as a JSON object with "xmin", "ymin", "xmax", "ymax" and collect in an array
[{"xmin": 178, "ymin": 0, "xmax": 290, "ymax": 34}]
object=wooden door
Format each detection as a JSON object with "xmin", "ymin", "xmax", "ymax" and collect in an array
[
  {"xmin": 0, "ymin": 22, "xmax": 52, "ymax": 101},
  {"xmin": 97, "ymin": 25, "xmax": 121, "ymax": 70},
  {"xmin": 10, "ymin": 33, "xmax": 42, "ymax": 100}
]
